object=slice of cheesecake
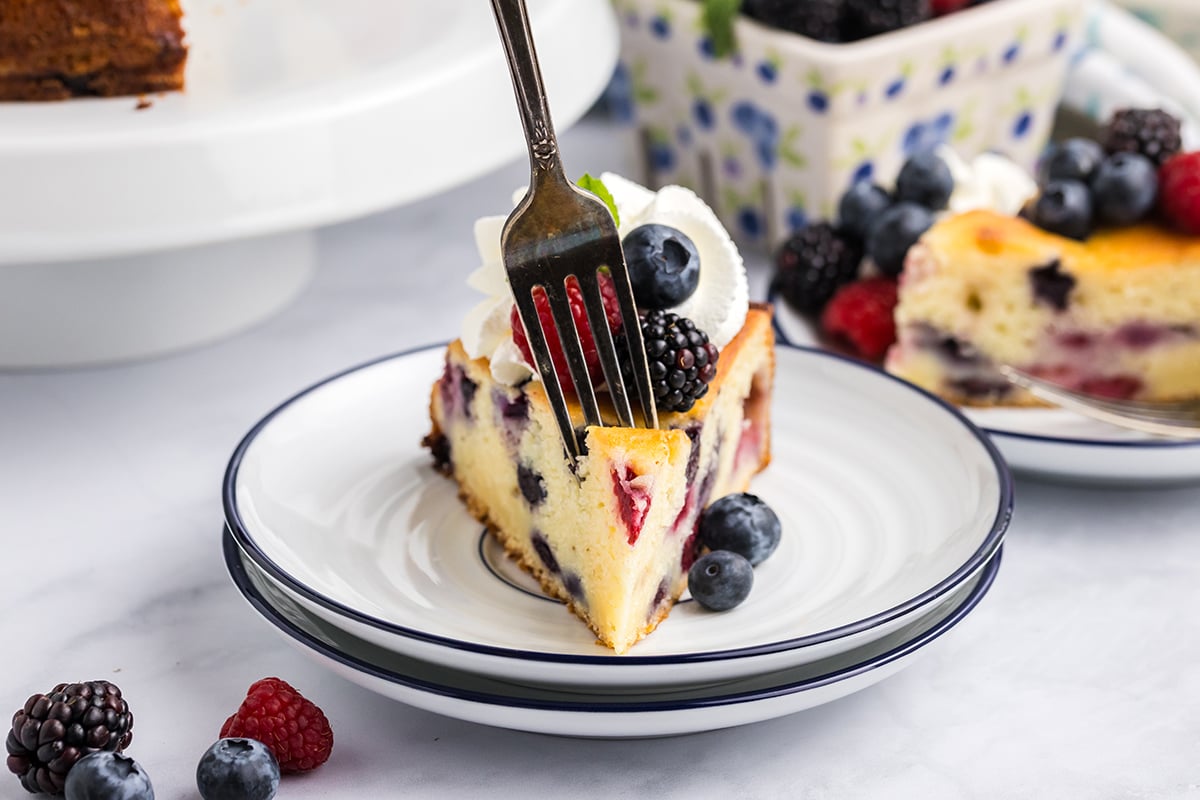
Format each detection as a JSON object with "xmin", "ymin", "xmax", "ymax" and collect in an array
[
  {"xmin": 886, "ymin": 210, "xmax": 1200, "ymax": 406},
  {"xmin": 424, "ymin": 306, "xmax": 774, "ymax": 654}
]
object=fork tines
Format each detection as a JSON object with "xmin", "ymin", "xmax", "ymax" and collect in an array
[
  {"xmin": 999, "ymin": 365, "xmax": 1200, "ymax": 439},
  {"xmin": 509, "ymin": 246, "xmax": 659, "ymax": 462}
]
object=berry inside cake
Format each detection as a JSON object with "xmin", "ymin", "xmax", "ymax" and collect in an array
[{"xmin": 425, "ymin": 174, "xmax": 775, "ymax": 653}]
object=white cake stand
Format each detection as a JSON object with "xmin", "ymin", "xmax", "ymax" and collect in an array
[{"xmin": 0, "ymin": 0, "xmax": 619, "ymax": 368}]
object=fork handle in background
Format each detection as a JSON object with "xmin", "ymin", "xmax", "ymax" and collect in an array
[{"xmin": 490, "ymin": 0, "xmax": 570, "ymax": 184}]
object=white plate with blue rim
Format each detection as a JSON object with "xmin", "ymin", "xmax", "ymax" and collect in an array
[
  {"xmin": 771, "ymin": 298, "xmax": 1200, "ymax": 486},
  {"xmin": 224, "ymin": 528, "xmax": 1003, "ymax": 739},
  {"xmin": 222, "ymin": 341, "xmax": 1010, "ymax": 688}
]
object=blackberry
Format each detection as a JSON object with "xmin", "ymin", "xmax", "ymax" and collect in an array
[
  {"xmin": 742, "ymin": 0, "xmax": 846, "ymax": 43},
  {"xmin": 844, "ymin": 0, "xmax": 931, "ymax": 40},
  {"xmin": 1101, "ymin": 108, "xmax": 1183, "ymax": 168},
  {"xmin": 7, "ymin": 681, "xmax": 134, "ymax": 795},
  {"xmin": 624, "ymin": 310, "xmax": 719, "ymax": 414},
  {"xmin": 772, "ymin": 222, "xmax": 862, "ymax": 315}
]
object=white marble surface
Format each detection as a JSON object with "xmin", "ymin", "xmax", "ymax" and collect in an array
[{"xmin": 3, "ymin": 116, "xmax": 1200, "ymax": 799}]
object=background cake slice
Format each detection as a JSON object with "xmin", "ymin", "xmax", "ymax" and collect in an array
[
  {"xmin": 0, "ymin": 0, "xmax": 186, "ymax": 101},
  {"xmin": 886, "ymin": 210, "xmax": 1200, "ymax": 406},
  {"xmin": 425, "ymin": 307, "xmax": 774, "ymax": 654}
]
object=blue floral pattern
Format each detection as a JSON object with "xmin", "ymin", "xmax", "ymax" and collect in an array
[{"xmin": 612, "ymin": 0, "xmax": 1084, "ymax": 249}]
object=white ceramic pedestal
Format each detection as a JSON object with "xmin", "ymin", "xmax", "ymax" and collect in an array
[
  {"xmin": 0, "ymin": 232, "xmax": 315, "ymax": 368},
  {"xmin": 0, "ymin": 0, "xmax": 619, "ymax": 368}
]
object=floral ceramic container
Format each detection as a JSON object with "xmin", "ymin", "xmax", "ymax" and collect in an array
[{"xmin": 611, "ymin": 0, "xmax": 1087, "ymax": 250}]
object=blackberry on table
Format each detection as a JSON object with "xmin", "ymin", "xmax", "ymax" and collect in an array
[
  {"xmin": 6, "ymin": 681, "xmax": 134, "ymax": 795},
  {"xmin": 772, "ymin": 222, "xmax": 862, "ymax": 315},
  {"xmin": 742, "ymin": 0, "xmax": 846, "ymax": 43},
  {"xmin": 844, "ymin": 0, "xmax": 931, "ymax": 40},
  {"xmin": 1101, "ymin": 108, "xmax": 1183, "ymax": 167},
  {"xmin": 624, "ymin": 310, "xmax": 719, "ymax": 414}
]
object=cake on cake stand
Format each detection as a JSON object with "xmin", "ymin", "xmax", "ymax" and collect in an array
[{"xmin": 0, "ymin": 0, "xmax": 618, "ymax": 367}]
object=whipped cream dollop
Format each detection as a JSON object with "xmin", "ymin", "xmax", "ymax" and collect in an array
[
  {"xmin": 461, "ymin": 173, "xmax": 749, "ymax": 386},
  {"xmin": 937, "ymin": 146, "xmax": 1038, "ymax": 217}
]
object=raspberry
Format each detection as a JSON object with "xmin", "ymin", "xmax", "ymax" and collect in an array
[
  {"xmin": 220, "ymin": 678, "xmax": 332, "ymax": 774},
  {"xmin": 1102, "ymin": 108, "xmax": 1182, "ymax": 168},
  {"xmin": 931, "ymin": 0, "xmax": 969, "ymax": 13},
  {"xmin": 6, "ymin": 680, "xmax": 133, "ymax": 795},
  {"xmin": 1157, "ymin": 151, "xmax": 1200, "ymax": 234},
  {"xmin": 820, "ymin": 278, "xmax": 899, "ymax": 361},
  {"xmin": 510, "ymin": 274, "xmax": 623, "ymax": 394},
  {"xmin": 1079, "ymin": 375, "xmax": 1142, "ymax": 400}
]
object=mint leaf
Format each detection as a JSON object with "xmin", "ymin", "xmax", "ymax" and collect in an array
[
  {"xmin": 702, "ymin": 0, "xmax": 740, "ymax": 59},
  {"xmin": 577, "ymin": 173, "xmax": 619, "ymax": 226}
]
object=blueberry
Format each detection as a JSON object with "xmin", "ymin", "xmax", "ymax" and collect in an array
[
  {"xmin": 622, "ymin": 224, "xmax": 701, "ymax": 309},
  {"xmin": 518, "ymin": 463, "xmax": 546, "ymax": 506},
  {"xmin": 838, "ymin": 181, "xmax": 892, "ymax": 241},
  {"xmin": 1038, "ymin": 137, "xmax": 1104, "ymax": 184},
  {"xmin": 895, "ymin": 151, "xmax": 954, "ymax": 210},
  {"xmin": 688, "ymin": 551, "xmax": 754, "ymax": 611},
  {"xmin": 698, "ymin": 493, "xmax": 781, "ymax": 565},
  {"xmin": 1029, "ymin": 259, "xmax": 1076, "ymax": 311},
  {"xmin": 197, "ymin": 738, "xmax": 280, "ymax": 800},
  {"xmin": 1089, "ymin": 152, "xmax": 1158, "ymax": 226},
  {"xmin": 65, "ymin": 753, "xmax": 155, "ymax": 800},
  {"xmin": 866, "ymin": 202, "xmax": 934, "ymax": 277},
  {"xmin": 1029, "ymin": 179, "xmax": 1093, "ymax": 241}
]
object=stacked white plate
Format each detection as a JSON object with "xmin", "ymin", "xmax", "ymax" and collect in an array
[{"xmin": 222, "ymin": 343, "xmax": 1012, "ymax": 738}]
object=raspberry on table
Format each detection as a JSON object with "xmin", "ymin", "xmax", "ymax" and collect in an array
[
  {"xmin": 1157, "ymin": 151, "xmax": 1200, "ymax": 235},
  {"xmin": 772, "ymin": 222, "xmax": 862, "ymax": 315},
  {"xmin": 510, "ymin": 273, "xmax": 624, "ymax": 395},
  {"xmin": 6, "ymin": 680, "xmax": 134, "ymax": 795},
  {"xmin": 1102, "ymin": 108, "xmax": 1183, "ymax": 168},
  {"xmin": 219, "ymin": 678, "xmax": 332, "ymax": 774},
  {"xmin": 820, "ymin": 277, "xmax": 899, "ymax": 361}
]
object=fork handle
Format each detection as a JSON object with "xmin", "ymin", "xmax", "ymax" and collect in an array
[{"xmin": 490, "ymin": 0, "xmax": 568, "ymax": 183}]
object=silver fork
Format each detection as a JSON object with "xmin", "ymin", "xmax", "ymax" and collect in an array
[
  {"xmin": 998, "ymin": 365, "xmax": 1200, "ymax": 440},
  {"xmin": 490, "ymin": 0, "xmax": 658, "ymax": 461}
]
